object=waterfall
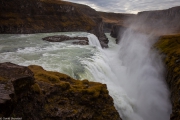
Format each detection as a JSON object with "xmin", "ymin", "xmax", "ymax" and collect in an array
[
  {"xmin": 81, "ymin": 31, "xmax": 172, "ymax": 120},
  {"xmin": 87, "ymin": 34, "xmax": 102, "ymax": 48}
]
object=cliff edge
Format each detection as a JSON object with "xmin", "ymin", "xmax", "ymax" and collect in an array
[{"xmin": 0, "ymin": 62, "xmax": 121, "ymax": 120}]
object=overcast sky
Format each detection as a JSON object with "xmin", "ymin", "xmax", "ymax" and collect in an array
[{"xmin": 64, "ymin": 0, "xmax": 180, "ymax": 14}]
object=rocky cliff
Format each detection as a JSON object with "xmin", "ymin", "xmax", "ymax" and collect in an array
[
  {"xmin": 155, "ymin": 34, "xmax": 180, "ymax": 120},
  {"xmin": 72, "ymin": 3, "xmax": 109, "ymax": 47},
  {"xmin": 0, "ymin": 0, "xmax": 108, "ymax": 47},
  {"xmin": 0, "ymin": 62, "xmax": 121, "ymax": 120},
  {"xmin": 98, "ymin": 12, "xmax": 135, "ymax": 43}
]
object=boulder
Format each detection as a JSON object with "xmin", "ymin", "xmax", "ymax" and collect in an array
[
  {"xmin": 42, "ymin": 35, "xmax": 89, "ymax": 45},
  {"xmin": 0, "ymin": 62, "xmax": 35, "ymax": 116}
]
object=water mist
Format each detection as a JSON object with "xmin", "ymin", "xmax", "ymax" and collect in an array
[
  {"xmin": 81, "ymin": 30, "xmax": 172, "ymax": 119},
  {"xmin": 116, "ymin": 29, "xmax": 172, "ymax": 120}
]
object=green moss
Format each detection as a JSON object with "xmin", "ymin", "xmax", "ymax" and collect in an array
[
  {"xmin": 155, "ymin": 34, "xmax": 180, "ymax": 67},
  {"xmin": 55, "ymin": 82, "xmax": 70, "ymax": 91},
  {"xmin": 0, "ymin": 76, "xmax": 6, "ymax": 81},
  {"xmin": 28, "ymin": 65, "xmax": 64, "ymax": 84},
  {"xmin": 82, "ymin": 79, "xmax": 89, "ymax": 84},
  {"xmin": 31, "ymin": 83, "xmax": 41, "ymax": 94}
]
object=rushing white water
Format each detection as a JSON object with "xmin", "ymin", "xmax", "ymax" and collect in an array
[
  {"xmin": 87, "ymin": 34, "xmax": 102, "ymax": 48},
  {"xmin": 0, "ymin": 31, "xmax": 171, "ymax": 120}
]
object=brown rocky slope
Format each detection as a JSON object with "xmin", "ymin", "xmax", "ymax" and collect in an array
[
  {"xmin": 0, "ymin": 0, "xmax": 108, "ymax": 47},
  {"xmin": 0, "ymin": 62, "xmax": 121, "ymax": 120}
]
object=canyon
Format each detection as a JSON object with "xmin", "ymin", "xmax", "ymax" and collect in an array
[{"xmin": 1, "ymin": 0, "xmax": 180, "ymax": 120}]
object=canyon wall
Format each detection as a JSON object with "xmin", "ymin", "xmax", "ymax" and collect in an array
[
  {"xmin": 156, "ymin": 34, "xmax": 180, "ymax": 120},
  {"xmin": 98, "ymin": 12, "xmax": 134, "ymax": 33}
]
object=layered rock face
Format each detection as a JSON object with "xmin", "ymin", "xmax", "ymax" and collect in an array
[
  {"xmin": 155, "ymin": 34, "xmax": 180, "ymax": 120},
  {"xmin": 0, "ymin": 62, "xmax": 121, "ymax": 120},
  {"xmin": 0, "ymin": 0, "xmax": 95, "ymax": 33},
  {"xmin": 0, "ymin": 0, "xmax": 108, "ymax": 47}
]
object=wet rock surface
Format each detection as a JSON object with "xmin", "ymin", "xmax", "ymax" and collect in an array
[
  {"xmin": 0, "ymin": 62, "xmax": 121, "ymax": 120},
  {"xmin": 42, "ymin": 35, "xmax": 89, "ymax": 45},
  {"xmin": 110, "ymin": 25, "xmax": 128, "ymax": 44}
]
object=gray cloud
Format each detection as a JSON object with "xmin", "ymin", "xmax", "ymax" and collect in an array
[{"xmin": 63, "ymin": 0, "xmax": 180, "ymax": 14}]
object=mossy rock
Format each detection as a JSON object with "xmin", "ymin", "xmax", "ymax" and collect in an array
[
  {"xmin": 155, "ymin": 34, "xmax": 180, "ymax": 120},
  {"xmin": 27, "ymin": 65, "xmax": 121, "ymax": 120},
  {"xmin": 0, "ymin": 63, "xmax": 121, "ymax": 119},
  {"xmin": 31, "ymin": 83, "xmax": 41, "ymax": 94}
]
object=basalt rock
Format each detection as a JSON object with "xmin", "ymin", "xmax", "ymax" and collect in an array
[
  {"xmin": 0, "ymin": 0, "xmax": 108, "ymax": 48},
  {"xmin": 155, "ymin": 34, "xmax": 180, "ymax": 120},
  {"xmin": 42, "ymin": 35, "xmax": 89, "ymax": 45},
  {"xmin": 110, "ymin": 25, "xmax": 128, "ymax": 44},
  {"xmin": 0, "ymin": 62, "xmax": 121, "ymax": 120}
]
